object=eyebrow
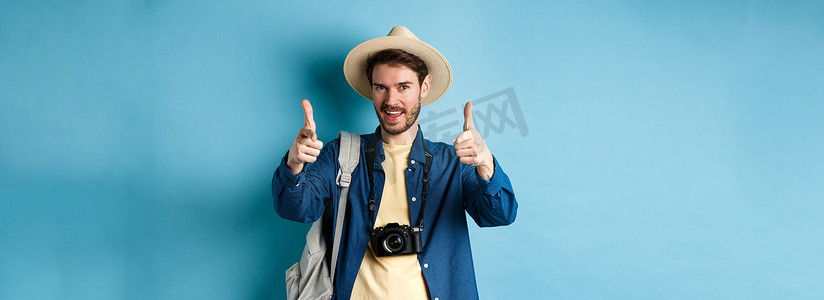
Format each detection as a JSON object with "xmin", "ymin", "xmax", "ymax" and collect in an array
[{"xmin": 372, "ymin": 81, "xmax": 414, "ymax": 87}]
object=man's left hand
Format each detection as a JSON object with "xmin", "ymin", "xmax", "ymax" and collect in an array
[{"xmin": 454, "ymin": 101, "xmax": 495, "ymax": 180}]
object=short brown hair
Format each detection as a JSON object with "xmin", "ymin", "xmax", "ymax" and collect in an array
[{"xmin": 365, "ymin": 49, "xmax": 429, "ymax": 86}]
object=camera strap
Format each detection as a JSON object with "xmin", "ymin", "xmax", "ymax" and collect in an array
[{"xmin": 365, "ymin": 126, "xmax": 433, "ymax": 230}]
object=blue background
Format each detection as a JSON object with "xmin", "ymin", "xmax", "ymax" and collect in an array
[{"xmin": 2, "ymin": 1, "xmax": 823, "ymax": 299}]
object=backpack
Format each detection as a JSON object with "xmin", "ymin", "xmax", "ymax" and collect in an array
[{"xmin": 285, "ymin": 131, "xmax": 360, "ymax": 300}]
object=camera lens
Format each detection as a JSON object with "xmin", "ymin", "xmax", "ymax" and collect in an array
[{"xmin": 383, "ymin": 232, "xmax": 405, "ymax": 253}]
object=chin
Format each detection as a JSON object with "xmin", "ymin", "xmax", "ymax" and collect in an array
[{"xmin": 380, "ymin": 123, "xmax": 408, "ymax": 135}]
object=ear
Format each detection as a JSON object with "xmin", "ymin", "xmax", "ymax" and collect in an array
[{"xmin": 420, "ymin": 74, "xmax": 432, "ymax": 98}]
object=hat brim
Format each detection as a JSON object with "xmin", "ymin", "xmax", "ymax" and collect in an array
[{"xmin": 343, "ymin": 36, "xmax": 452, "ymax": 107}]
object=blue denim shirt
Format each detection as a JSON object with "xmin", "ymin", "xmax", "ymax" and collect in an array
[{"xmin": 272, "ymin": 126, "xmax": 518, "ymax": 300}]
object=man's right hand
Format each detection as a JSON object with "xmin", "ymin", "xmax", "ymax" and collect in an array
[{"xmin": 287, "ymin": 99, "xmax": 323, "ymax": 175}]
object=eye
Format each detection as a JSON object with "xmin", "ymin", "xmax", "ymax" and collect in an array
[{"xmin": 400, "ymin": 85, "xmax": 409, "ymax": 90}]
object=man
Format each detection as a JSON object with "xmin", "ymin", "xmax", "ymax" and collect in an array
[{"xmin": 273, "ymin": 26, "xmax": 518, "ymax": 300}]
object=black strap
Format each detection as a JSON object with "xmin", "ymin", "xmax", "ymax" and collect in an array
[
  {"xmin": 419, "ymin": 140, "xmax": 432, "ymax": 229},
  {"xmin": 365, "ymin": 127, "xmax": 432, "ymax": 230},
  {"xmin": 365, "ymin": 131, "xmax": 378, "ymax": 225}
]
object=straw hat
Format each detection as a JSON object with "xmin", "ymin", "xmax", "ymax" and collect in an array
[{"xmin": 343, "ymin": 26, "xmax": 452, "ymax": 106}]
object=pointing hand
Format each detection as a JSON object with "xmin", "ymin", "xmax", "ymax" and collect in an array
[
  {"xmin": 287, "ymin": 99, "xmax": 324, "ymax": 175},
  {"xmin": 454, "ymin": 101, "xmax": 495, "ymax": 180}
]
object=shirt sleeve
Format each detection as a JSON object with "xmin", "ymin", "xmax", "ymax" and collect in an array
[
  {"xmin": 271, "ymin": 140, "xmax": 337, "ymax": 223},
  {"xmin": 461, "ymin": 155, "xmax": 518, "ymax": 227}
]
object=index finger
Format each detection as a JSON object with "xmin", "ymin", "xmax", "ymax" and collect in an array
[
  {"xmin": 302, "ymin": 99, "xmax": 315, "ymax": 130},
  {"xmin": 463, "ymin": 101, "xmax": 475, "ymax": 131}
]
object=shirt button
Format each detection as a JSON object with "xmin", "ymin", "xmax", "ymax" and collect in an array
[
  {"xmin": 423, "ymin": 263, "xmax": 429, "ymax": 268},
  {"xmin": 411, "ymin": 197, "xmax": 416, "ymax": 202},
  {"xmin": 295, "ymin": 183, "xmax": 299, "ymax": 187},
  {"xmin": 407, "ymin": 168, "xmax": 412, "ymax": 172},
  {"xmin": 434, "ymin": 298, "xmax": 439, "ymax": 300},
  {"xmin": 411, "ymin": 160, "xmax": 416, "ymax": 164}
]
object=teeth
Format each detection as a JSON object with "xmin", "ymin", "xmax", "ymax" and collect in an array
[{"xmin": 386, "ymin": 111, "xmax": 401, "ymax": 115}]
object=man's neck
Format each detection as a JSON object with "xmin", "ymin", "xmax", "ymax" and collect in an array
[{"xmin": 381, "ymin": 123, "xmax": 418, "ymax": 145}]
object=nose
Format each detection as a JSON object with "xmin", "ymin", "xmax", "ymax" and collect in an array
[{"xmin": 385, "ymin": 88, "xmax": 402, "ymax": 105}]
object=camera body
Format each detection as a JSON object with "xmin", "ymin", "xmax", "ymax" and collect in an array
[{"xmin": 371, "ymin": 223, "xmax": 422, "ymax": 257}]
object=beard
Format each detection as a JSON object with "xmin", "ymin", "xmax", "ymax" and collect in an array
[{"xmin": 375, "ymin": 96, "xmax": 422, "ymax": 135}]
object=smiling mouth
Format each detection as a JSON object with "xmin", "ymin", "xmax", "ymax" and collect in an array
[{"xmin": 383, "ymin": 109, "xmax": 404, "ymax": 122}]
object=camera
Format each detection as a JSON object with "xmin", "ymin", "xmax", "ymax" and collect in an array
[{"xmin": 371, "ymin": 223, "xmax": 422, "ymax": 257}]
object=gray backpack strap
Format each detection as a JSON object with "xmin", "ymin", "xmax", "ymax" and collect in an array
[{"xmin": 330, "ymin": 131, "xmax": 360, "ymax": 286}]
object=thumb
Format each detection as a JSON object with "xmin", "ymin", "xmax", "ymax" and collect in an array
[
  {"xmin": 463, "ymin": 101, "xmax": 475, "ymax": 131},
  {"xmin": 302, "ymin": 99, "xmax": 316, "ymax": 130}
]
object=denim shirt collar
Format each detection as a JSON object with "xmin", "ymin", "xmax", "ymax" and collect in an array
[{"xmin": 372, "ymin": 125, "xmax": 428, "ymax": 166}]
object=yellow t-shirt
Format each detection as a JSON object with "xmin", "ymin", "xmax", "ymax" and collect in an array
[{"xmin": 350, "ymin": 143, "xmax": 428, "ymax": 300}]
